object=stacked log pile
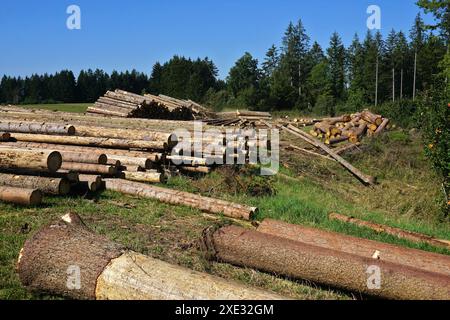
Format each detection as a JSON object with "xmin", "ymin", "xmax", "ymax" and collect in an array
[
  {"xmin": 208, "ymin": 110, "xmax": 272, "ymax": 127},
  {"xmin": 308, "ymin": 111, "xmax": 389, "ymax": 145},
  {"xmin": 88, "ymin": 89, "xmax": 212, "ymax": 120},
  {"xmin": 0, "ymin": 112, "xmax": 268, "ymax": 213}
]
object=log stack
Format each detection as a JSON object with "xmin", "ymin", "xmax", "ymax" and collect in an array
[
  {"xmin": 308, "ymin": 111, "xmax": 390, "ymax": 145},
  {"xmin": 88, "ymin": 89, "xmax": 212, "ymax": 120},
  {"xmin": 0, "ymin": 110, "xmax": 269, "ymax": 213}
]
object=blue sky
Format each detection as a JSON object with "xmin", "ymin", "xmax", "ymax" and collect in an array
[{"xmin": 0, "ymin": 0, "xmax": 433, "ymax": 79}]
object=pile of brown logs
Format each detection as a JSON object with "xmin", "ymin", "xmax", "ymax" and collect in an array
[
  {"xmin": 208, "ymin": 110, "xmax": 272, "ymax": 127},
  {"xmin": 0, "ymin": 111, "xmax": 266, "ymax": 217},
  {"xmin": 88, "ymin": 89, "xmax": 212, "ymax": 120},
  {"xmin": 202, "ymin": 219, "xmax": 450, "ymax": 300},
  {"xmin": 309, "ymin": 111, "xmax": 390, "ymax": 145}
]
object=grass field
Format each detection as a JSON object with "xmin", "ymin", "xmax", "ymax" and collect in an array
[{"xmin": 0, "ymin": 104, "xmax": 448, "ymax": 300}]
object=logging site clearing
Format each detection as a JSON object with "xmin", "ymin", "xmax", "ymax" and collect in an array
[{"xmin": 0, "ymin": 94, "xmax": 449, "ymax": 300}]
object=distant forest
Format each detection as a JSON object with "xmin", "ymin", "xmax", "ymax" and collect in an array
[{"xmin": 0, "ymin": 8, "xmax": 447, "ymax": 118}]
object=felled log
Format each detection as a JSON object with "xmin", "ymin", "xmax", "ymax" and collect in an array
[
  {"xmin": 257, "ymin": 219, "xmax": 450, "ymax": 277},
  {"xmin": 202, "ymin": 225, "xmax": 450, "ymax": 300},
  {"xmin": 121, "ymin": 171, "xmax": 167, "ymax": 184},
  {"xmin": 104, "ymin": 179, "xmax": 256, "ymax": 220},
  {"xmin": 348, "ymin": 123, "xmax": 368, "ymax": 144},
  {"xmin": 282, "ymin": 125, "xmax": 375, "ymax": 185},
  {"xmin": 319, "ymin": 115, "xmax": 352, "ymax": 124},
  {"xmin": 74, "ymin": 125, "xmax": 172, "ymax": 143},
  {"xmin": 0, "ymin": 142, "xmax": 163, "ymax": 163},
  {"xmin": 334, "ymin": 142, "xmax": 361, "ymax": 155},
  {"xmin": 61, "ymin": 163, "xmax": 117, "ymax": 175},
  {"xmin": 285, "ymin": 144, "xmax": 333, "ymax": 161},
  {"xmin": 59, "ymin": 151, "xmax": 107, "ymax": 165},
  {"xmin": 180, "ymin": 166, "xmax": 211, "ymax": 174},
  {"xmin": 0, "ymin": 186, "xmax": 42, "ymax": 205},
  {"xmin": 105, "ymin": 155, "xmax": 153, "ymax": 169},
  {"xmin": 361, "ymin": 111, "xmax": 383, "ymax": 126},
  {"xmin": 0, "ymin": 148, "xmax": 62, "ymax": 172},
  {"xmin": 329, "ymin": 213, "xmax": 450, "ymax": 250},
  {"xmin": 374, "ymin": 118, "xmax": 390, "ymax": 135},
  {"xmin": 10, "ymin": 133, "xmax": 168, "ymax": 151},
  {"xmin": 77, "ymin": 174, "xmax": 103, "ymax": 192},
  {"xmin": 0, "ymin": 121, "xmax": 75, "ymax": 135},
  {"xmin": 0, "ymin": 173, "xmax": 70, "ymax": 195},
  {"xmin": 17, "ymin": 213, "xmax": 285, "ymax": 300}
]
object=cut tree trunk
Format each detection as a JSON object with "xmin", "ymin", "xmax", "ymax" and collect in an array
[
  {"xmin": 121, "ymin": 171, "xmax": 167, "ymax": 183},
  {"xmin": 202, "ymin": 225, "xmax": 450, "ymax": 300},
  {"xmin": 61, "ymin": 163, "xmax": 117, "ymax": 175},
  {"xmin": 0, "ymin": 121, "xmax": 75, "ymax": 135},
  {"xmin": 10, "ymin": 133, "xmax": 168, "ymax": 150},
  {"xmin": 282, "ymin": 125, "xmax": 375, "ymax": 185},
  {"xmin": 374, "ymin": 118, "xmax": 390, "ymax": 135},
  {"xmin": 361, "ymin": 111, "xmax": 383, "ymax": 126},
  {"xmin": 0, "ymin": 148, "xmax": 62, "ymax": 172},
  {"xmin": 329, "ymin": 213, "xmax": 450, "ymax": 250},
  {"xmin": 0, "ymin": 173, "xmax": 70, "ymax": 195},
  {"xmin": 59, "ymin": 151, "xmax": 107, "ymax": 165},
  {"xmin": 74, "ymin": 125, "xmax": 172, "ymax": 143},
  {"xmin": 0, "ymin": 142, "xmax": 163, "ymax": 163},
  {"xmin": 104, "ymin": 179, "xmax": 257, "ymax": 220},
  {"xmin": 257, "ymin": 219, "xmax": 450, "ymax": 277},
  {"xmin": 0, "ymin": 186, "xmax": 42, "ymax": 205},
  {"xmin": 17, "ymin": 213, "xmax": 286, "ymax": 300}
]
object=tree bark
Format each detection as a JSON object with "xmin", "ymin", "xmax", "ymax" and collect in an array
[
  {"xmin": 0, "ymin": 132, "xmax": 11, "ymax": 141},
  {"xmin": 18, "ymin": 213, "xmax": 286, "ymax": 300},
  {"xmin": 0, "ymin": 186, "xmax": 42, "ymax": 205},
  {"xmin": 0, "ymin": 173, "xmax": 70, "ymax": 195},
  {"xmin": 202, "ymin": 225, "xmax": 450, "ymax": 300},
  {"xmin": 329, "ymin": 213, "xmax": 450, "ymax": 250},
  {"xmin": 257, "ymin": 219, "xmax": 450, "ymax": 277},
  {"xmin": 121, "ymin": 171, "xmax": 167, "ymax": 183},
  {"xmin": 0, "ymin": 121, "xmax": 75, "ymax": 135},
  {"xmin": 0, "ymin": 141, "xmax": 162, "ymax": 163},
  {"xmin": 61, "ymin": 162, "xmax": 117, "ymax": 175},
  {"xmin": 374, "ymin": 118, "xmax": 390, "ymax": 135},
  {"xmin": 104, "ymin": 179, "xmax": 257, "ymax": 220},
  {"xmin": 10, "ymin": 133, "xmax": 167, "ymax": 150},
  {"xmin": 0, "ymin": 148, "xmax": 62, "ymax": 172}
]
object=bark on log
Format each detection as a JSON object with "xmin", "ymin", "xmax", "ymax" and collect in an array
[
  {"xmin": 0, "ymin": 186, "xmax": 42, "ymax": 205},
  {"xmin": 61, "ymin": 163, "xmax": 117, "ymax": 175},
  {"xmin": 0, "ymin": 173, "xmax": 70, "ymax": 195},
  {"xmin": 59, "ymin": 151, "xmax": 107, "ymax": 165},
  {"xmin": 0, "ymin": 148, "xmax": 62, "ymax": 172},
  {"xmin": 180, "ymin": 166, "xmax": 211, "ymax": 174},
  {"xmin": 374, "ymin": 118, "xmax": 390, "ymax": 135},
  {"xmin": 361, "ymin": 111, "xmax": 383, "ymax": 126},
  {"xmin": 77, "ymin": 174, "xmax": 103, "ymax": 192},
  {"xmin": 0, "ymin": 121, "xmax": 75, "ymax": 135},
  {"xmin": 74, "ymin": 125, "xmax": 172, "ymax": 143},
  {"xmin": 329, "ymin": 213, "xmax": 450, "ymax": 250},
  {"xmin": 282, "ymin": 125, "xmax": 375, "ymax": 185},
  {"xmin": 104, "ymin": 179, "xmax": 257, "ymax": 220},
  {"xmin": 10, "ymin": 133, "xmax": 167, "ymax": 150},
  {"xmin": 257, "ymin": 219, "xmax": 450, "ymax": 277},
  {"xmin": 122, "ymin": 171, "xmax": 167, "ymax": 183},
  {"xmin": 105, "ymin": 155, "xmax": 153, "ymax": 169},
  {"xmin": 0, "ymin": 142, "xmax": 162, "ymax": 163},
  {"xmin": 202, "ymin": 225, "xmax": 450, "ymax": 300},
  {"xmin": 17, "ymin": 213, "xmax": 286, "ymax": 300}
]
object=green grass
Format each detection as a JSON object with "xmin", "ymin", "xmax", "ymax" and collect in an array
[
  {"xmin": 0, "ymin": 104, "xmax": 448, "ymax": 300},
  {"xmin": 19, "ymin": 103, "xmax": 90, "ymax": 113}
]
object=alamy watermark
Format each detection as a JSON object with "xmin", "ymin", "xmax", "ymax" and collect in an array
[
  {"xmin": 367, "ymin": 5, "xmax": 381, "ymax": 30},
  {"xmin": 170, "ymin": 122, "xmax": 279, "ymax": 176},
  {"xmin": 66, "ymin": 5, "xmax": 81, "ymax": 30}
]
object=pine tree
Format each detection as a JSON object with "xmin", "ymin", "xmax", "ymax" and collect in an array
[
  {"xmin": 327, "ymin": 32, "xmax": 346, "ymax": 106},
  {"xmin": 262, "ymin": 45, "xmax": 279, "ymax": 77}
]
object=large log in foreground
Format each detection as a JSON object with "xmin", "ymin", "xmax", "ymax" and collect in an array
[
  {"xmin": 0, "ymin": 186, "xmax": 42, "ymax": 205},
  {"xmin": 257, "ymin": 219, "xmax": 450, "ymax": 277},
  {"xmin": 104, "ymin": 179, "xmax": 257, "ymax": 220},
  {"xmin": 202, "ymin": 225, "xmax": 450, "ymax": 300},
  {"xmin": 17, "ymin": 213, "xmax": 285, "ymax": 300},
  {"xmin": 0, "ymin": 173, "xmax": 70, "ymax": 195},
  {"xmin": 0, "ymin": 148, "xmax": 62, "ymax": 172},
  {"xmin": 329, "ymin": 213, "xmax": 450, "ymax": 250}
]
